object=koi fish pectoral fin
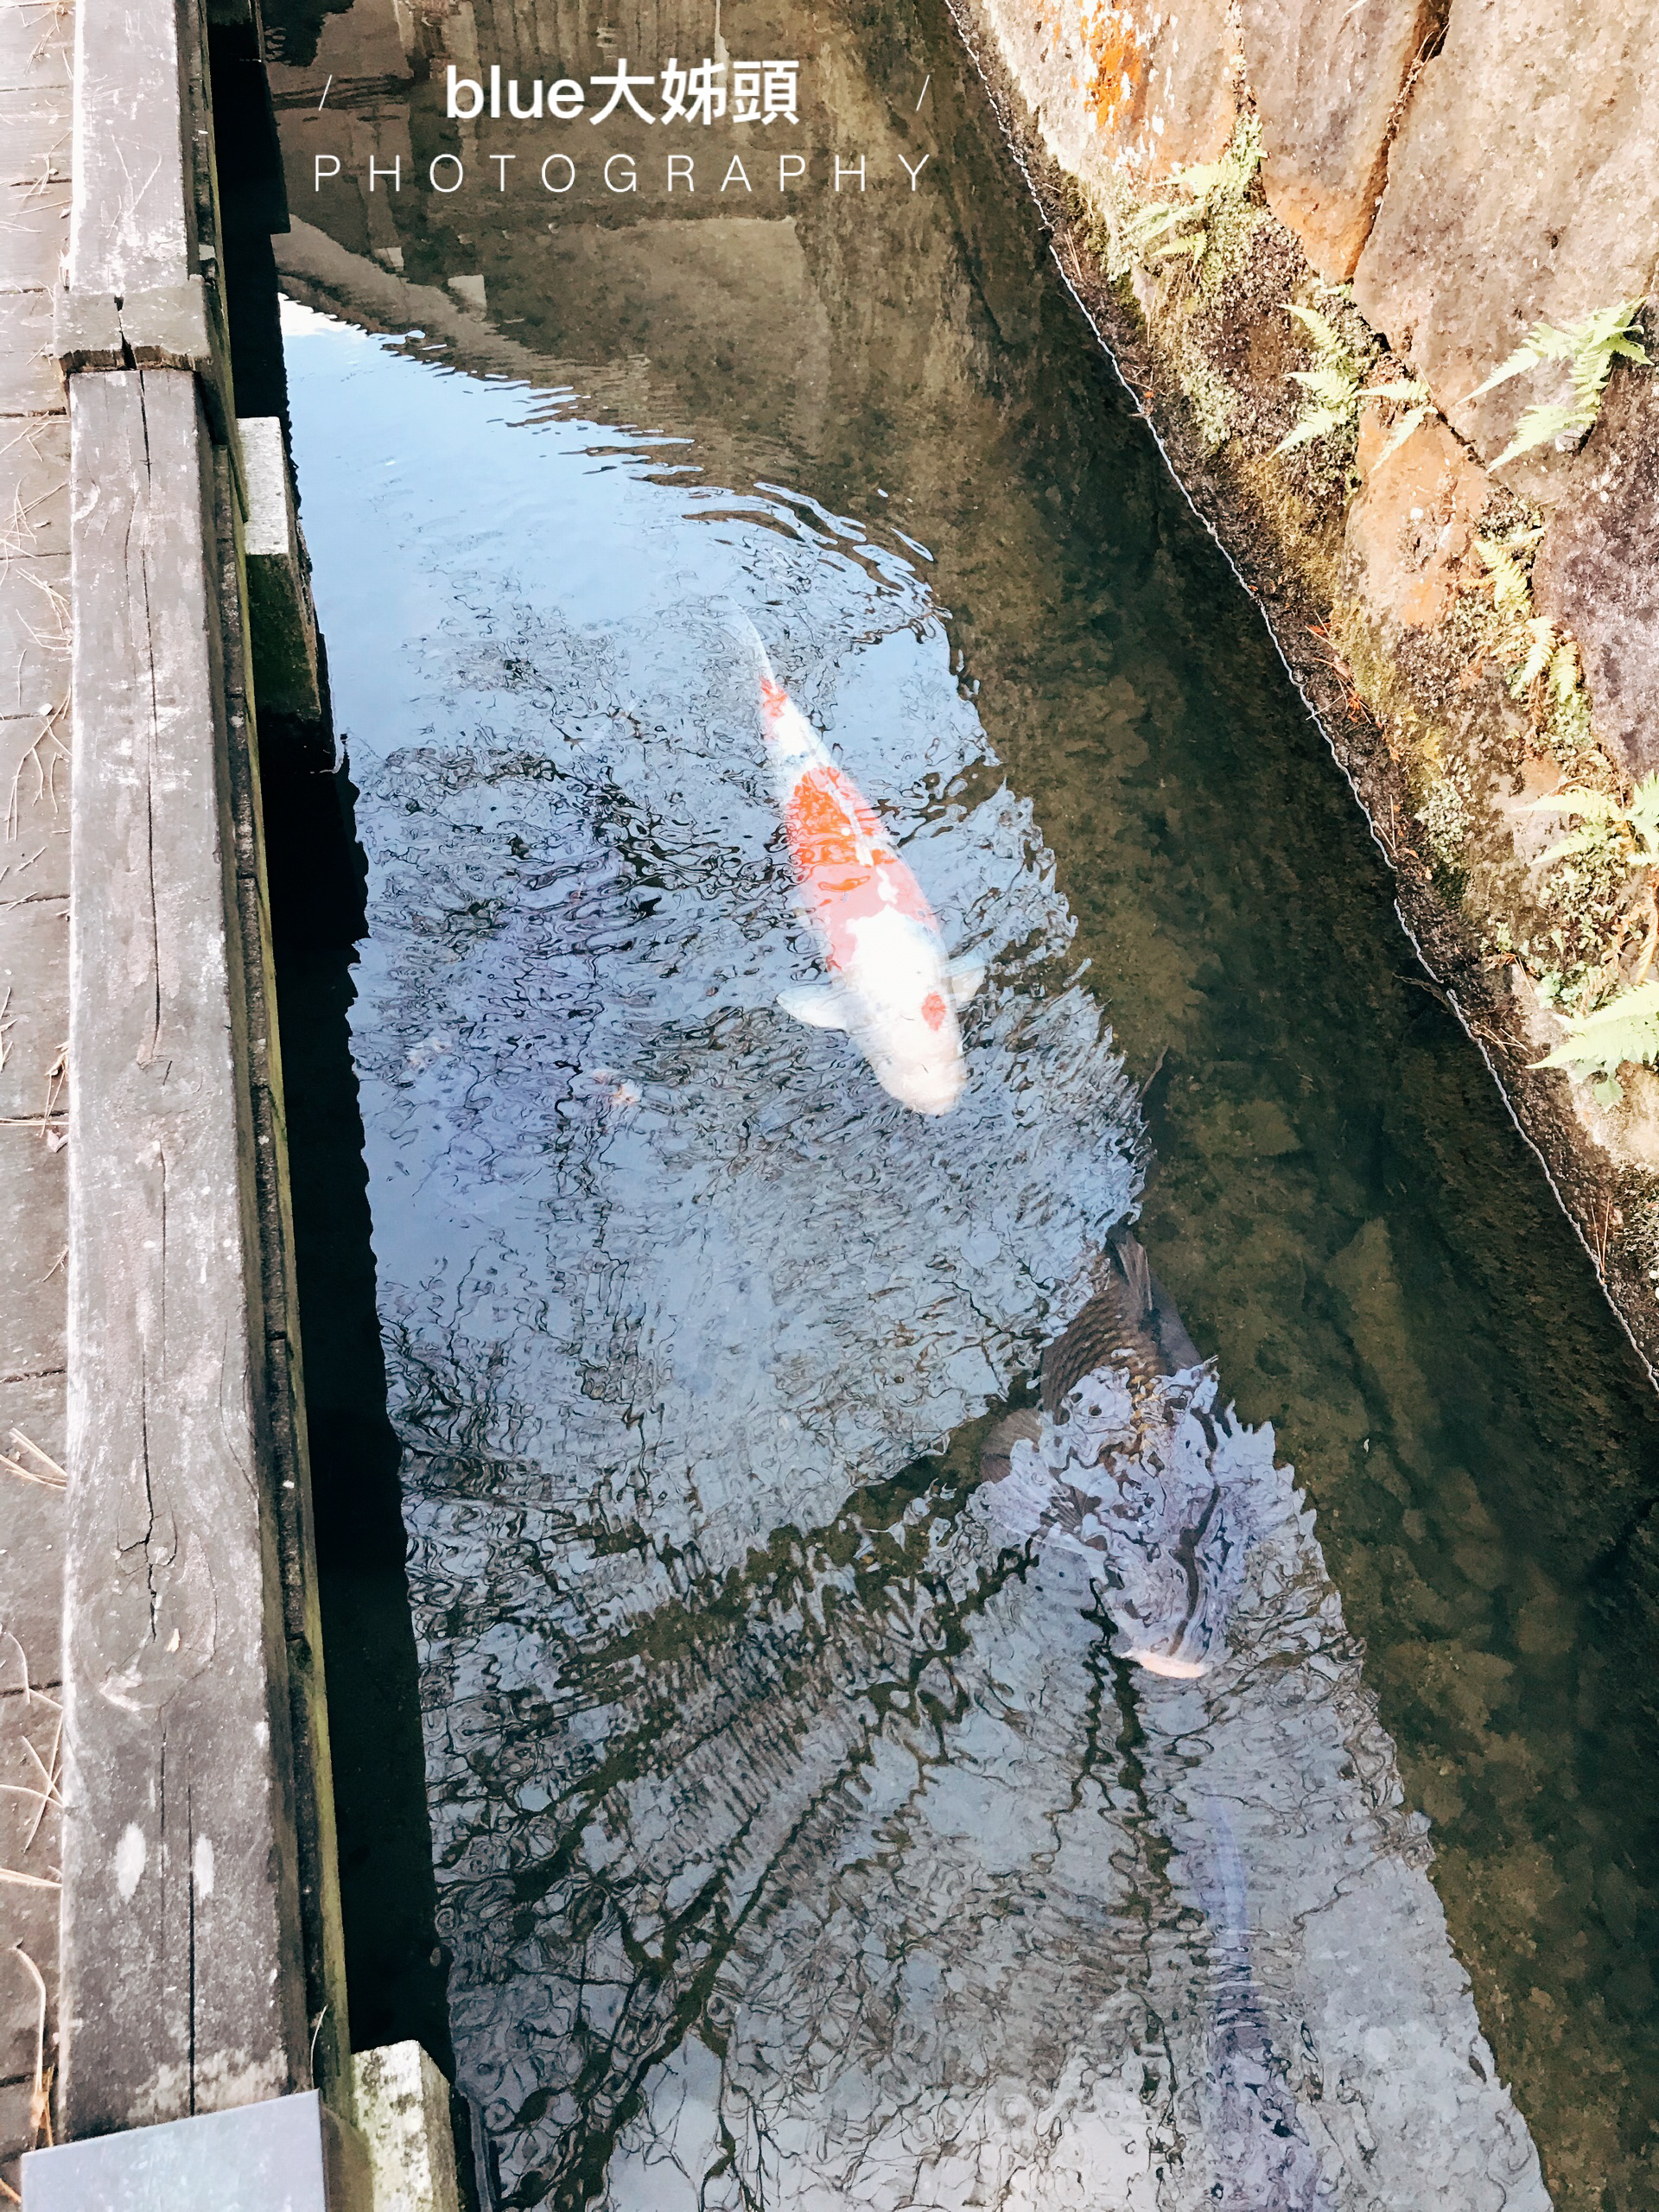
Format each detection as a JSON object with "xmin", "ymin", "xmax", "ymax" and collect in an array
[
  {"xmin": 777, "ymin": 985, "xmax": 850, "ymax": 1031},
  {"xmin": 946, "ymin": 958, "xmax": 987, "ymax": 1007}
]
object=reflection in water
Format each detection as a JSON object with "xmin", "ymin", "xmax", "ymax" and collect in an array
[
  {"xmin": 1180, "ymin": 1795, "xmax": 1333, "ymax": 2212},
  {"xmin": 267, "ymin": 1, "xmax": 1659, "ymax": 2202},
  {"xmin": 977, "ymin": 1235, "xmax": 1240, "ymax": 1679},
  {"xmin": 285, "ymin": 315, "xmax": 1548, "ymax": 2207}
]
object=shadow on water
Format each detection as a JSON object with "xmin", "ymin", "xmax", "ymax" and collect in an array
[
  {"xmin": 215, "ymin": 6, "xmax": 463, "ymax": 2123},
  {"xmin": 264, "ymin": 0, "xmax": 1659, "ymax": 2203},
  {"xmin": 262, "ymin": 696, "xmax": 457, "ymax": 2074}
]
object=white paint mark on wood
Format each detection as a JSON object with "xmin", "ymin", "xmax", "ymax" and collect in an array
[
  {"xmin": 114, "ymin": 1821, "xmax": 145, "ymax": 1899},
  {"xmin": 194, "ymin": 1834, "xmax": 214, "ymax": 1898}
]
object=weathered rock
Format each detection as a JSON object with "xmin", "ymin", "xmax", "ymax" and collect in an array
[
  {"xmin": 352, "ymin": 2043, "xmax": 461, "ymax": 2212},
  {"xmin": 1534, "ymin": 362, "xmax": 1659, "ymax": 776},
  {"xmin": 241, "ymin": 413, "xmax": 322, "ymax": 721},
  {"xmin": 1353, "ymin": 0, "xmax": 1659, "ymax": 491},
  {"xmin": 1342, "ymin": 410, "xmax": 1493, "ymax": 629},
  {"xmin": 1237, "ymin": 0, "xmax": 1436, "ymax": 283},
  {"xmin": 979, "ymin": 0, "xmax": 1236, "ymax": 193}
]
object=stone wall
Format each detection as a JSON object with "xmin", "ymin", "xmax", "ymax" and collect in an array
[{"xmin": 952, "ymin": 0, "xmax": 1659, "ymax": 1361}]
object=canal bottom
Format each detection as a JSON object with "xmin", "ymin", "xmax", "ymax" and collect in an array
[{"xmin": 263, "ymin": 0, "xmax": 1659, "ymax": 2204}]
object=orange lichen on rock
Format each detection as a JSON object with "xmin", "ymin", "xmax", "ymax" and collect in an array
[
  {"xmin": 1073, "ymin": 0, "xmax": 1236, "ymax": 180},
  {"xmin": 1084, "ymin": 5, "xmax": 1149, "ymax": 141}
]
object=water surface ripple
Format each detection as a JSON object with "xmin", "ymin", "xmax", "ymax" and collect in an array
[{"xmin": 287, "ymin": 317, "xmax": 1550, "ymax": 2208}]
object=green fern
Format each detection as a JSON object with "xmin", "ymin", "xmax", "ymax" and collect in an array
[
  {"xmin": 1274, "ymin": 299, "xmax": 1431, "ymax": 459},
  {"xmin": 1529, "ymin": 774, "xmax": 1659, "ymax": 1098},
  {"xmin": 1366, "ymin": 378, "xmax": 1433, "ymax": 464},
  {"xmin": 1507, "ymin": 621, "xmax": 1583, "ymax": 715},
  {"xmin": 1630, "ymin": 774, "xmax": 1659, "ymax": 853},
  {"xmin": 1531, "ymin": 772, "xmax": 1659, "ymax": 874},
  {"xmin": 1507, "ymin": 617, "xmax": 1582, "ymax": 705},
  {"xmin": 1119, "ymin": 120, "xmax": 1262, "ymax": 281},
  {"xmin": 1533, "ymin": 979, "xmax": 1659, "ymax": 1103},
  {"xmin": 1125, "ymin": 198, "xmax": 1211, "ymax": 266},
  {"xmin": 1467, "ymin": 298, "xmax": 1648, "ymax": 466},
  {"xmin": 1473, "ymin": 525, "xmax": 1544, "ymax": 616},
  {"xmin": 1274, "ymin": 301, "xmax": 1364, "ymax": 454},
  {"xmin": 1548, "ymin": 633, "xmax": 1583, "ymax": 709},
  {"xmin": 1509, "ymin": 616, "xmax": 1558, "ymax": 696},
  {"xmin": 1465, "ymin": 531, "xmax": 1596, "ymax": 755}
]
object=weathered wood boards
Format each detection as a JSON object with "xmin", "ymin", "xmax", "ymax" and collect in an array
[
  {"xmin": 42, "ymin": 0, "xmax": 353, "ymax": 2152},
  {"xmin": 68, "ymin": 0, "xmax": 190, "ymax": 294},
  {"xmin": 0, "ymin": 0, "xmax": 74, "ymax": 2189},
  {"xmin": 60, "ymin": 364, "xmax": 310, "ymax": 2131}
]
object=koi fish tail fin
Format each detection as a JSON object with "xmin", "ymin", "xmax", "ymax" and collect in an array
[{"xmin": 721, "ymin": 606, "xmax": 777, "ymax": 690}]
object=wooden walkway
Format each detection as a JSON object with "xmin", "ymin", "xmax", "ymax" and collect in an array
[
  {"xmin": 0, "ymin": 0, "xmax": 465, "ymax": 2190},
  {"xmin": 0, "ymin": 0, "xmax": 72, "ymax": 2186},
  {"xmin": 0, "ymin": 0, "xmax": 377, "ymax": 2191}
]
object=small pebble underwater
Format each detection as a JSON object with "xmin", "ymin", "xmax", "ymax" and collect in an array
[{"xmin": 273, "ymin": 5, "xmax": 1659, "ymax": 2204}]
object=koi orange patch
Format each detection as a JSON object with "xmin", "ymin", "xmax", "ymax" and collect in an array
[
  {"xmin": 783, "ymin": 763, "xmax": 938, "ymax": 964},
  {"xmin": 922, "ymin": 992, "xmax": 947, "ymax": 1031},
  {"xmin": 785, "ymin": 765, "xmax": 887, "ymax": 882}
]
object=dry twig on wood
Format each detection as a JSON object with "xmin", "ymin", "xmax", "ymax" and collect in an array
[
  {"xmin": 36, "ymin": 1041, "xmax": 65, "ymax": 1141},
  {"xmin": 21, "ymin": 1718, "xmax": 62, "ymax": 1851},
  {"xmin": 4, "ymin": 698, "xmax": 68, "ymax": 842},
  {"xmin": 5, "ymin": 1432, "xmax": 65, "ymax": 1488},
  {"xmin": 0, "ymin": 1628, "xmax": 59, "ymax": 1710}
]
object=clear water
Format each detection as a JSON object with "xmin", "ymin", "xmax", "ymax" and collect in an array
[{"xmin": 274, "ymin": 3, "xmax": 1659, "ymax": 2204}]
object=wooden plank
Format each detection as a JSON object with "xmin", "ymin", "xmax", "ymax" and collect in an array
[
  {"xmin": 0, "ymin": 1844, "xmax": 58, "ymax": 2075},
  {"xmin": 0, "ymin": 421, "xmax": 69, "ymax": 566},
  {"xmin": 68, "ymin": 0, "xmax": 189, "ymax": 293},
  {"xmin": 0, "ymin": 82, "xmax": 70, "ymax": 184},
  {"xmin": 0, "ymin": 1689, "xmax": 60, "ymax": 2063},
  {"xmin": 0, "ymin": 781, "xmax": 70, "ymax": 932},
  {"xmin": 0, "ymin": 0, "xmax": 73, "ymax": 98},
  {"xmin": 0, "ymin": 287, "xmax": 58, "ymax": 409},
  {"xmin": 0, "ymin": 291, "xmax": 60, "ymax": 414},
  {"xmin": 0, "ymin": 1635, "xmax": 60, "ymax": 2168},
  {"xmin": 0, "ymin": 1069, "xmax": 67, "ymax": 1362},
  {"xmin": 0, "ymin": 1379, "xmax": 67, "ymax": 1669},
  {"xmin": 0, "ymin": 174, "xmax": 71, "ymax": 274},
  {"xmin": 0, "ymin": 0, "xmax": 71, "ymax": 2192},
  {"xmin": 48, "ymin": 0, "xmax": 354, "ymax": 2145},
  {"xmin": 59, "ymin": 365, "xmax": 308, "ymax": 2134},
  {"xmin": 0, "ymin": 554, "xmax": 68, "ymax": 722}
]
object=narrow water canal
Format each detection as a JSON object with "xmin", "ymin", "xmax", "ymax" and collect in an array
[{"xmin": 269, "ymin": 3, "xmax": 1659, "ymax": 2204}]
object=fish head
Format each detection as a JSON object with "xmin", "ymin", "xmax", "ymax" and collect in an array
[
  {"xmin": 871, "ymin": 1014, "xmax": 966, "ymax": 1116},
  {"xmin": 842, "ymin": 912, "xmax": 967, "ymax": 1115}
]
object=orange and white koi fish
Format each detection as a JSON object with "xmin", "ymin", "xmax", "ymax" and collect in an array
[{"xmin": 747, "ymin": 630, "xmax": 983, "ymax": 1116}]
